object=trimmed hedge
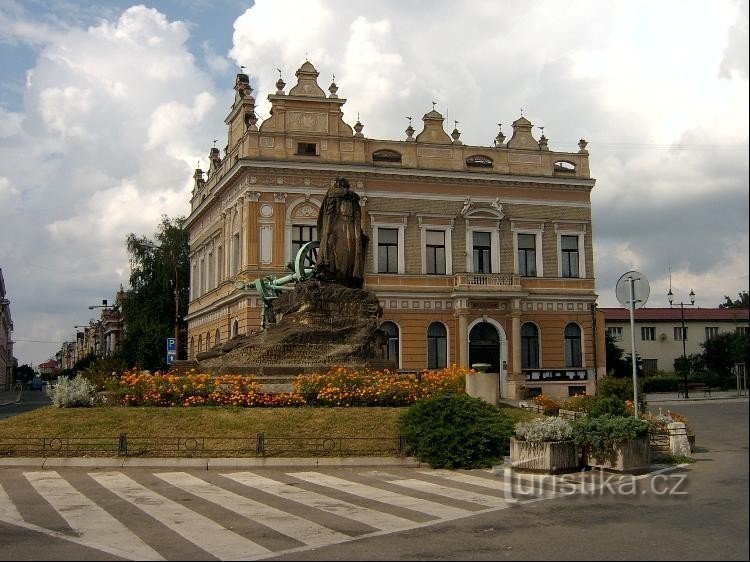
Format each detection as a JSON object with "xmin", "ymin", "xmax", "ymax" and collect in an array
[{"xmin": 399, "ymin": 393, "xmax": 514, "ymax": 469}]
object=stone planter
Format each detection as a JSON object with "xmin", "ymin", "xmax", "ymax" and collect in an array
[
  {"xmin": 585, "ymin": 436, "xmax": 651, "ymax": 472},
  {"xmin": 510, "ymin": 437, "xmax": 580, "ymax": 473},
  {"xmin": 466, "ymin": 371, "xmax": 499, "ymax": 405}
]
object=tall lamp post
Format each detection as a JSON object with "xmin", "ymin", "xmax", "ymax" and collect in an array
[{"xmin": 668, "ymin": 288, "xmax": 695, "ymax": 398}]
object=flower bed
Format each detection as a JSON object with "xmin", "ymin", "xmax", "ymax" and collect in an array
[
  {"xmin": 511, "ymin": 417, "xmax": 579, "ymax": 473},
  {"xmin": 109, "ymin": 366, "xmax": 468, "ymax": 408}
]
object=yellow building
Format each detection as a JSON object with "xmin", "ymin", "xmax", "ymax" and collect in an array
[{"xmin": 185, "ymin": 61, "xmax": 606, "ymax": 400}]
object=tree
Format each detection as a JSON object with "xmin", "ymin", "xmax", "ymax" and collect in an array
[
  {"xmin": 13, "ymin": 364, "xmax": 35, "ymax": 383},
  {"xmin": 605, "ymin": 332, "xmax": 637, "ymax": 377},
  {"xmin": 701, "ymin": 331, "xmax": 749, "ymax": 388},
  {"xmin": 719, "ymin": 290, "xmax": 749, "ymax": 309},
  {"xmin": 121, "ymin": 215, "xmax": 189, "ymax": 370}
]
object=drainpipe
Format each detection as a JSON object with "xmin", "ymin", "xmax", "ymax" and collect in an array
[{"xmin": 591, "ymin": 302, "xmax": 599, "ymax": 382}]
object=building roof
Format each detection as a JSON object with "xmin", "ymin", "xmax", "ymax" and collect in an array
[{"xmin": 600, "ymin": 307, "xmax": 750, "ymax": 322}]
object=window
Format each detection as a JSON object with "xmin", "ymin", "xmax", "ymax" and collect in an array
[
  {"xmin": 215, "ymin": 328, "xmax": 221, "ymax": 345},
  {"xmin": 737, "ymin": 326, "xmax": 749, "ymax": 336},
  {"xmin": 231, "ymin": 320, "xmax": 239, "ymax": 337},
  {"xmin": 206, "ymin": 332, "xmax": 211, "ymax": 350},
  {"xmin": 380, "ymin": 321, "xmax": 399, "ymax": 366},
  {"xmin": 472, "ymin": 231, "xmax": 492, "ymax": 273},
  {"xmin": 554, "ymin": 161, "xmax": 576, "ymax": 173},
  {"xmin": 705, "ymin": 327, "xmax": 719, "ymax": 340},
  {"xmin": 641, "ymin": 326, "xmax": 656, "ymax": 341},
  {"xmin": 560, "ymin": 235, "xmax": 579, "ymax": 278},
  {"xmin": 674, "ymin": 327, "xmax": 688, "ymax": 341},
  {"xmin": 231, "ymin": 233, "xmax": 240, "ymax": 276},
  {"xmin": 200, "ymin": 258, "xmax": 207, "ymax": 295},
  {"xmin": 568, "ymin": 385, "xmax": 587, "ymax": 396},
  {"xmin": 518, "ymin": 233, "xmax": 537, "ymax": 277},
  {"xmin": 191, "ymin": 263, "xmax": 198, "ymax": 300},
  {"xmin": 521, "ymin": 323, "xmax": 540, "ymax": 369},
  {"xmin": 527, "ymin": 387, "xmax": 542, "ymax": 398},
  {"xmin": 217, "ymin": 246, "xmax": 223, "ymax": 283},
  {"xmin": 425, "ymin": 230, "xmax": 446, "ymax": 275},
  {"xmin": 377, "ymin": 228, "xmax": 399, "ymax": 273},
  {"xmin": 292, "ymin": 225, "xmax": 317, "ymax": 267},
  {"xmin": 208, "ymin": 252, "xmax": 215, "ymax": 291},
  {"xmin": 372, "ymin": 150, "xmax": 402, "ymax": 163},
  {"xmin": 296, "ymin": 142, "xmax": 318, "ymax": 156},
  {"xmin": 466, "ymin": 155, "xmax": 493, "ymax": 168},
  {"xmin": 427, "ymin": 322, "xmax": 447, "ymax": 369},
  {"xmin": 564, "ymin": 323, "xmax": 582, "ymax": 368},
  {"xmin": 642, "ymin": 359, "xmax": 658, "ymax": 375},
  {"xmin": 198, "ymin": 335, "xmax": 203, "ymax": 353},
  {"xmin": 607, "ymin": 327, "xmax": 623, "ymax": 341}
]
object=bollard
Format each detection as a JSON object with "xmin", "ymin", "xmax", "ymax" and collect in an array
[
  {"xmin": 118, "ymin": 433, "xmax": 128, "ymax": 456},
  {"xmin": 256, "ymin": 432, "xmax": 265, "ymax": 456}
]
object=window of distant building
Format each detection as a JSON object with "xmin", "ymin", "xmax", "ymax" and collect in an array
[
  {"xmin": 521, "ymin": 322, "xmax": 540, "ymax": 369},
  {"xmin": 465, "ymin": 154, "xmax": 493, "ymax": 168},
  {"xmin": 705, "ymin": 327, "xmax": 719, "ymax": 340},
  {"xmin": 674, "ymin": 327, "xmax": 688, "ymax": 341},
  {"xmin": 607, "ymin": 326, "xmax": 623, "ymax": 341},
  {"xmin": 560, "ymin": 235, "xmax": 580, "ymax": 278},
  {"xmin": 291, "ymin": 225, "xmax": 317, "ymax": 267},
  {"xmin": 380, "ymin": 321, "xmax": 400, "ymax": 367},
  {"xmin": 296, "ymin": 142, "xmax": 318, "ymax": 156},
  {"xmin": 472, "ymin": 231, "xmax": 492, "ymax": 274},
  {"xmin": 517, "ymin": 233, "xmax": 537, "ymax": 277},
  {"xmin": 377, "ymin": 228, "xmax": 399, "ymax": 273},
  {"xmin": 641, "ymin": 326, "xmax": 656, "ymax": 341},
  {"xmin": 425, "ymin": 230, "xmax": 447, "ymax": 275},
  {"xmin": 372, "ymin": 149, "xmax": 402, "ymax": 163}
]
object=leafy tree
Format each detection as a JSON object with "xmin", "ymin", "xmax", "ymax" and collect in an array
[
  {"xmin": 701, "ymin": 331, "xmax": 749, "ymax": 388},
  {"xmin": 719, "ymin": 290, "xmax": 749, "ymax": 309},
  {"xmin": 605, "ymin": 332, "xmax": 642, "ymax": 378},
  {"xmin": 121, "ymin": 215, "xmax": 189, "ymax": 370},
  {"xmin": 13, "ymin": 364, "xmax": 35, "ymax": 383}
]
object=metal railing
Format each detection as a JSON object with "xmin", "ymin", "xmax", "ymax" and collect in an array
[
  {"xmin": 454, "ymin": 273, "xmax": 520, "ymax": 288},
  {"xmin": 0, "ymin": 433, "xmax": 406, "ymax": 458}
]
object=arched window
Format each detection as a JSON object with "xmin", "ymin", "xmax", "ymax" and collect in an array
[
  {"xmin": 427, "ymin": 322, "xmax": 448, "ymax": 369},
  {"xmin": 189, "ymin": 337, "xmax": 195, "ymax": 358},
  {"xmin": 372, "ymin": 149, "xmax": 402, "ymax": 163},
  {"xmin": 564, "ymin": 323, "xmax": 582, "ymax": 368},
  {"xmin": 465, "ymin": 154, "xmax": 493, "ymax": 168},
  {"xmin": 231, "ymin": 320, "xmax": 239, "ymax": 337},
  {"xmin": 521, "ymin": 323, "xmax": 540, "ymax": 369},
  {"xmin": 215, "ymin": 328, "xmax": 221, "ymax": 345},
  {"xmin": 554, "ymin": 160, "xmax": 576, "ymax": 173},
  {"xmin": 206, "ymin": 332, "xmax": 211, "ymax": 350},
  {"xmin": 198, "ymin": 335, "xmax": 203, "ymax": 353},
  {"xmin": 380, "ymin": 321, "xmax": 400, "ymax": 367}
]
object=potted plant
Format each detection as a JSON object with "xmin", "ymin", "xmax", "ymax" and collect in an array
[
  {"xmin": 511, "ymin": 417, "xmax": 579, "ymax": 473},
  {"xmin": 572, "ymin": 415, "xmax": 651, "ymax": 472}
]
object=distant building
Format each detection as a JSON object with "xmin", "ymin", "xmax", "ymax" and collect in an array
[
  {"xmin": 38, "ymin": 359, "xmax": 59, "ymax": 377},
  {"xmin": 601, "ymin": 307, "xmax": 750, "ymax": 375},
  {"xmin": 0, "ymin": 268, "xmax": 15, "ymax": 390},
  {"xmin": 184, "ymin": 61, "xmax": 606, "ymax": 400}
]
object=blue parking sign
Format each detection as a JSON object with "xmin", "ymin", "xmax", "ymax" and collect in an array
[
  {"xmin": 166, "ymin": 353, "xmax": 175, "ymax": 364},
  {"xmin": 166, "ymin": 338, "xmax": 176, "ymax": 352}
]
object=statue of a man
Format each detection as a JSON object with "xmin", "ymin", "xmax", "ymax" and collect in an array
[{"xmin": 316, "ymin": 177, "xmax": 368, "ymax": 287}]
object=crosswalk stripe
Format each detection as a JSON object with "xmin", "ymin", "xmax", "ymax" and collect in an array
[
  {"xmin": 155, "ymin": 472, "xmax": 350, "ymax": 548},
  {"xmin": 223, "ymin": 472, "xmax": 416, "ymax": 532},
  {"xmin": 90, "ymin": 471, "xmax": 270, "ymax": 560},
  {"xmin": 0, "ymin": 483, "xmax": 26, "ymax": 525},
  {"xmin": 24, "ymin": 471, "xmax": 165, "ymax": 561},
  {"xmin": 419, "ymin": 470, "xmax": 518, "ymax": 492},
  {"xmin": 289, "ymin": 472, "xmax": 471, "ymax": 519},
  {"xmin": 384, "ymin": 478, "xmax": 511, "ymax": 508}
]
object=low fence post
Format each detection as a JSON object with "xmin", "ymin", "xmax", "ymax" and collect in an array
[
  {"xmin": 118, "ymin": 433, "xmax": 128, "ymax": 456},
  {"xmin": 256, "ymin": 433, "xmax": 265, "ymax": 457}
]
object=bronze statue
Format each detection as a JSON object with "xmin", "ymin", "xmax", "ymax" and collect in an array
[{"xmin": 315, "ymin": 177, "xmax": 368, "ymax": 287}]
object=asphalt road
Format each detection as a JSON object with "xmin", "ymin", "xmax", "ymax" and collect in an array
[
  {"xmin": 0, "ymin": 398, "xmax": 746, "ymax": 561},
  {"xmin": 266, "ymin": 400, "xmax": 749, "ymax": 561}
]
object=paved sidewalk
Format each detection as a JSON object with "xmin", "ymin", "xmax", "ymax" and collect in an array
[
  {"xmin": 0, "ymin": 388, "xmax": 23, "ymax": 406},
  {"xmin": 645, "ymin": 390, "xmax": 749, "ymax": 403}
]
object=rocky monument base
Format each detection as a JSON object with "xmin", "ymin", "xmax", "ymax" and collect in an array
[{"xmin": 192, "ymin": 280, "xmax": 394, "ymax": 379}]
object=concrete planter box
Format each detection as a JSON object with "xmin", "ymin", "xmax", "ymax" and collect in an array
[
  {"xmin": 466, "ymin": 372, "xmax": 499, "ymax": 405},
  {"xmin": 585, "ymin": 436, "xmax": 651, "ymax": 472},
  {"xmin": 510, "ymin": 437, "xmax": 580, "ymax": 474}
]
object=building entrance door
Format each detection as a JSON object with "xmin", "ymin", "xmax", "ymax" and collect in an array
[{"xmin": 469, "ymin": 322, "xmax": 500, "ymax": 373}]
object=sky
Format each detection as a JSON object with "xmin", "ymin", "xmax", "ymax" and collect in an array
[{"xmin": 1, "ymin": 0, "xmax": 748, "ymax": 368}]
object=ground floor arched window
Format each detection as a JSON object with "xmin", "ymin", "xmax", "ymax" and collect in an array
[
  {"xmin": 427, "ymin": 322, "xmax": 448, "ymax": 369},
  {"xmin": 380, "ymin": 321, "xmax": 400, "ymax": 367},
  {"xmin": 565, "ymin": 323, "xmax": 582, "ymax": 367},
  {"xmin": 521, "ymin": 322, "xmax": 540, "ymax": 369}
]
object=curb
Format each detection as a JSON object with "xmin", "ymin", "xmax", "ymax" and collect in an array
[{"xmin": 0, "ymin": 456, "xmax": 423, "ymax": 470}]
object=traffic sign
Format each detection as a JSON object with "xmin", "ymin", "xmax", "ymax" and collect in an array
[
  {"xmin": 166, "ymin": 352, "xmax": 176, "ymax": 365},
  {"xmin": 166, "ymin": 338, "xmax": 176, "ymax": 352}
]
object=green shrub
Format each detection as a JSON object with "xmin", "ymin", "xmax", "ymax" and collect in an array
[
  {"xmin": 515, "ymin": 417, "xmax": 573, "ymax": 442},
  {"xmin": 571, "ymin": 415, "xmax": 650, "ymax": 458},
  {"xmin": 47, "ymin": 376, "xmax": 97, "ymax": 408},
  {"xmin": 399, "ymin": 394, "xmax": 513, "ymax": 469},
  {"xmin": 642, "ymin": 374, "xmax": 681, "ymax": 393},
  {"xmin": 588, "ymin": 395, "xmax": 628, "ymax": 417},
  {"xmin": 559, "ymin": 394, "xmax": 595, "ymax": 412},
  {"xmin": 80, "ymin": 356, "xmax": 127, "ymax": 391}
]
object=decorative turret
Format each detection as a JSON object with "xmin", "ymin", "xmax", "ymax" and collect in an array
[
  {"xmin": 354, "ymin": 114, "xmax": 364, "ymax": 137},
  {"xmin": 207, "ymin": 147, "xmax": 221, "ymax": 177},
  {"xmin": 578, "ymin": 138, "xmax": 589, "ymax": 154},
  {"xmin": 233, "ymin": 72, "xmax": 253, "ymax": 107},
  {"xmin": 506, "ymin": 115, "xmax": 538, "ymax": 150},
  {"xmin": 275, "ymin": 75, "xmax": 286, "ymax": 95},
  {"xmin": 538, "ymin": 127, "xmax": 549, "ymax": 151},
  {"xmin": 415, "ymin": 106, "xmax": 452, "ymax": 144},
  {"xmin": 328, "ymin": 76, "xmax": 339, "ymax": 98},
  {"xmin": 451, "ymin": 121, "xmax": 462, "ymax": 144},
  {"xmin": 405, "ymin": 116, "xmax": 415, "ymax": 141},
  {"xmin": 193, "ymin": 167, "xmax": 205, "ymax": 195},
  {"xmin": 494, "ymin": 124, "xmax": 505, "ymax": 147},
  {"xmin": 288, "ymin": 61, "xmax": 326, "ymax": 97}
]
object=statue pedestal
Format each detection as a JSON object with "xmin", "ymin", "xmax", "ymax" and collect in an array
[{"xmin": 466, "ymin": 372, "xmax": 500, "ymax": 406}]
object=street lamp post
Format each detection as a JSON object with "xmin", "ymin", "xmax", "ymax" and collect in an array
[{"xmin": 668, "ymin": 288, "xmax": 696, "ymax": 399}]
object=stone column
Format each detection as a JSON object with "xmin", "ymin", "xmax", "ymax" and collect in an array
[
  {"xmin": 273, "ymin": 191, "xmax": 287, "ymax": 267},
  {"xmin": 509, "ymin": 300, "xmax": 522, "ymax": 398},
  {"xmin": 457, "ymin": 310, "xmax": 469, "ymax": 368},
  {"xmin": 668, "ymin": 422, "xmax": 692, "ymax": 457},
  {"xmin": 246, "ymin": 191, "xmax": 260, "ymax": 267}
]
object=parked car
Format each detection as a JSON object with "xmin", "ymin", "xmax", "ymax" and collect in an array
[{"xmin": 30, "ymin": 376, "xmax": 43, "ymax": 391}]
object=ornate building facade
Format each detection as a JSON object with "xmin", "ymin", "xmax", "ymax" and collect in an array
[
  {"xmin": 0, "ymin": 268, "xmax": 15, "ymax": 390},
  {"xmin": 185, "ymin": 61, "xmax": 606, "ymax": 400}
]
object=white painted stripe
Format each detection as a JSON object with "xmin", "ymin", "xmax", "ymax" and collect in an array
[
  {"xmin": 419, "ymin": 470, "xmax": 515, "ymax": 492},
  {"xmin": 155, "ymin": 472, "xmax": 349, "ymax": 548},
  {"xmin": 90, "ymin": 471, "xmax": 269, "ymax": 560},
  {"xmin": 222, "ymin": 472, "xmax": 415, "ymax": 532},
  {"xmin": 385, "ymin": 478, "xmax": 510, "ymax": 508},
  {"xmin": 0, "ymin": 483, "xmax": 25, "ymax": 524},
  {"xmin": 24, "ymin": 471, "xmax": 164, "ymax": 561},
  {"xmin": 423, "ymin": 470, "xmax": 570, "ymax": 496},
  {"xmin": 290, "ymin": 472, "xmax": 470, "ymax": 519}
]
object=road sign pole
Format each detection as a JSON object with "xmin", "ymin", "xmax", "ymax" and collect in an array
[{"xmin": 628, "ymin": 276, "xmax": 640, "ymax": 419}]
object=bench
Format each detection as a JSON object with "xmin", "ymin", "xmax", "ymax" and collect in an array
[{"xmin": 677, "ymin": 382, "xmax": 712, "ymax": 398}]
